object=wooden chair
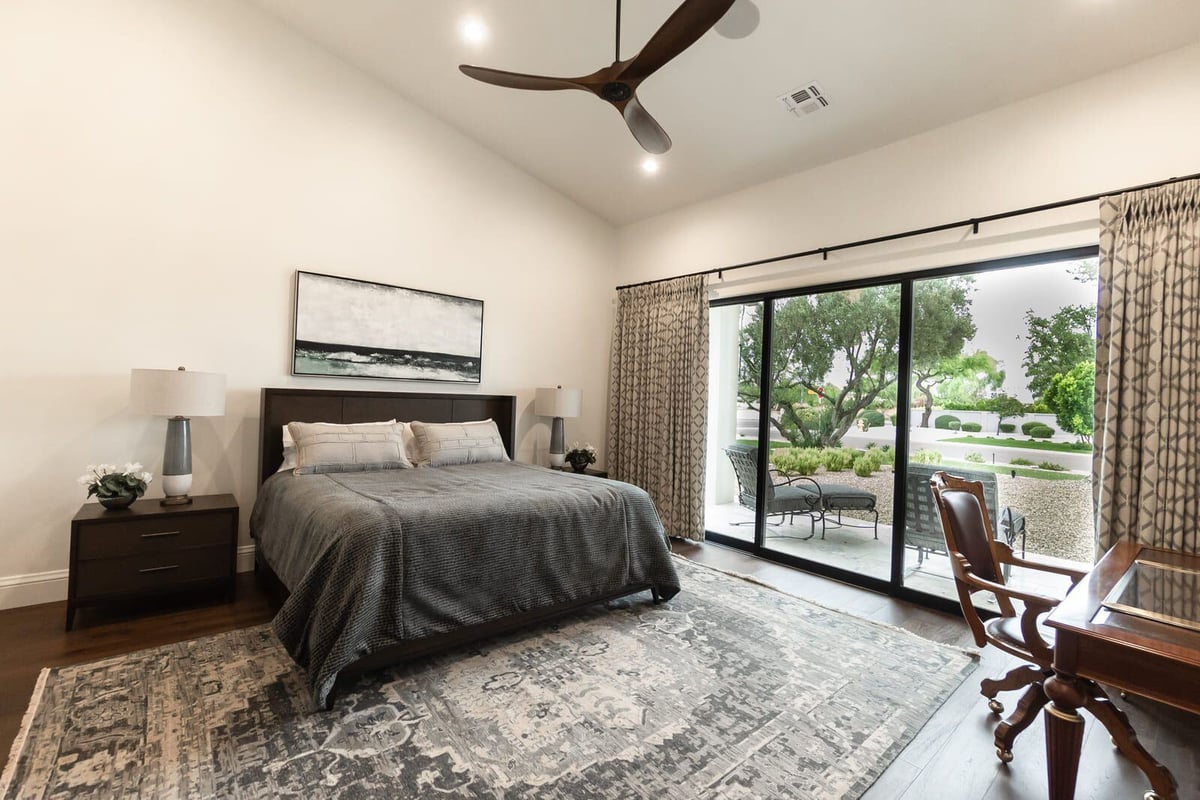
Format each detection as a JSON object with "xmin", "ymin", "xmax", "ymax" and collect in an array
[{"xmin": 927, "ymin": 471, "xmax": 1143, "ymax": 765}]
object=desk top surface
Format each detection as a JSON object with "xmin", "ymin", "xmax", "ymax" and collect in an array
[{"xmin": 1048, "ymin": 541, "xmax": 1200, "ymax": 668}]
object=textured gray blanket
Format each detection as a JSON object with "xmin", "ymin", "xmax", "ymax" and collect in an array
[{"xmin": 250, "ymin": 463, "xmax": 680, "ymax": 707}]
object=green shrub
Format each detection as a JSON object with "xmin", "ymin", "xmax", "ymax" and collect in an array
[
  {"xmin": 1037, "ymin": 461, "xmax": 1067, "ymax": 471},
  {"xmin": 1021, "ymin": 421, "xmax": 1043, "ymax": 436},
  {"xmin": 821, "ymin": 448, "xmax": 856, "ymax": 472},
  {"xmin": 1028, "ymin": 425, "xmax": 1054, "ymax": 439},
  {"xmin": 934, "ymin": 414, "xmax": 961, "ymax": 430},
  {"xmin": 961, "ymin": 422, "xmax": 983, "ymax": 432},
  {"xmin": 878, "ymin": 445, "xmax": 896, "ymax": 465},
  {"xmin": 1010, "ymin": 457, "xmax": 1036, "ymax": 466},
  {"xmin": 860, "ymin": 410, "xmax": 885, "ymax": 428},
  {"xmin": 771, "ymin": 448, "xmax": 822, "ymax": 476},
  {"xmin": 888, "ymin": 414, "xmax": 898, "ymax": 426},
  {"xmin": 965, "ymin": 452, "xmax": 985, "ymax": 463},
  {"xmin": 999, "ymin": 423, "xmax": 1016, "ymax": 434},
  {"xmin": 1068, "ymin": 441, "xmax": 1092, "ymax": 451},
  {"xmin": 853, "ymin": 458, "xmax": 876, "ymax": 477},
  {"xmin": 911, "ymin": 449, "xmax": 943, "ymax": 465}
]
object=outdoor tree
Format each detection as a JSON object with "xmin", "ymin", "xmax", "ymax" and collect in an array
[
  {"xmin": 738, "ymin": 286, "xmax": 901, "ymax": 447},
  {"xmin": 909, "ymin": 278, "xmax": 979, "ymax": 427},
  {"xmin": 986, "ymin": 393, "xmax": 1026, "ymax": 434},
  {"xmin": 738, "ymin": 278, "xmax": 977, "ymax": 446},
  {"xmin": 1023, "ymin": 304, "xmax": 1097, "ymax": 400},
  {"xmin": 1044, "ymin": 361, "xmax": 1095, "ymax": 443},
  {"xmin": 933, "ymin": 355, "xmax": 1005, "ymax": 409}
]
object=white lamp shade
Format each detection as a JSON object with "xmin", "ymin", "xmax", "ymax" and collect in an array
[
  {"xmin": 131, "ymin": 368, "xmax": 226, "ymax": 417},
  {"xmin": 535, "ymin": 387, "xmax": 581, "ymax": 419}
]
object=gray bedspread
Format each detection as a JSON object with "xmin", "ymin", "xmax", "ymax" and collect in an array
[{"xmin": 249, "ymin": 462, "xmax": 680, "ymax": 707}]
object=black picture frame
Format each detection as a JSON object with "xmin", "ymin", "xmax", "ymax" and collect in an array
[{"xmin": 292, "ymin": 270, "xmax": 484, "ymax": 384}]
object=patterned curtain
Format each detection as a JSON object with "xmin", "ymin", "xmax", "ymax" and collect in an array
[
  {"xmin": 608, "ymin": 275, "xmax": 710, "ymax": 541},
  {"xmin": 1095, "ymin": 179, "xmax": 1200, "ymax": 555}
]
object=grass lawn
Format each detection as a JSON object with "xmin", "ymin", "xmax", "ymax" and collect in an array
[
  {"xmin": 941, "ymin": 458, "xmax": 1088, "ymax": 481},
  {"xmin": 942, "ymin": 435, "xmax": 1091, "ymax": 454}
]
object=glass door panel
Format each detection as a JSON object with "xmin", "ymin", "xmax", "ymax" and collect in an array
[
  {"xmin": 704, "ymin": 301, "xmax": 764, "ymax": 542},
  {"xmin": 902, "ymin": 260, "xmax": 1098, "ymax": 607},
  {"xmin": 759, "ymin": 287, "xmax": 900, "ymax": 580}
]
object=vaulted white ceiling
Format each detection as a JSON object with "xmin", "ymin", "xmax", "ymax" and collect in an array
[{"xmin": 253, "ymin": 0, "xmax": 1200, "ymax": 224}]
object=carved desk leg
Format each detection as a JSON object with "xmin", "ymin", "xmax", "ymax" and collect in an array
[
  {"xmin": 1044, "ymin": 673, "xmax": 1087, "ymax": 800},
  {"xmin": 1082, "ymin": 683, "xmax": 1177, "ymax": 800}
]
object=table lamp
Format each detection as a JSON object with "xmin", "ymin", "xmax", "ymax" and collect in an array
[
  {"xmin": 130, "ymin": 366, "xmax": 226, "ymax": 505},
  {"xmin": 535, "ymin": 386, "xmax": 581, "ymax": 467}
]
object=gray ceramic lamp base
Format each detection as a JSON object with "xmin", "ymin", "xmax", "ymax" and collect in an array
[
  {"xmin": 161, "ymin": 416, "xmax": 194, "ymax": 506},
  {"xmin": 549, "ymin": 416, "xmax": 566, "ymax": 467}
]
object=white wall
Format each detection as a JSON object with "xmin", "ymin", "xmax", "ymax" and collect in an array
[
  {"xmin": 617, "ymin": 42, "xmax": 1200, "ymax": 292},
  {"xmin": 0, "ymin": 0, "xmax": 617, "ymax": 607}
]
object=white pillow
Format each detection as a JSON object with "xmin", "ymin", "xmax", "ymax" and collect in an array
[
  {"xmin": 409, "ymin": 419, "xmax": 509, "ymax": 467},
  {"xmin": 277, "ymin": 419, "xmax": 398, "ymax": 473}
]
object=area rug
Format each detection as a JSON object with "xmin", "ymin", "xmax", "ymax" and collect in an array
[{"xmin": 1, "ymin": 559, "xmax": 976, "ymax": 799}]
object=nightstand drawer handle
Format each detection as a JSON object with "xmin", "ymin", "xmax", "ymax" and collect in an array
[
  {"xmin": 140, "ymin": 531, "xmax": 181, "ymax": 539},
  {"xmin": 138, "ymin": 564, "xmax": 180, "ymax": 574}
]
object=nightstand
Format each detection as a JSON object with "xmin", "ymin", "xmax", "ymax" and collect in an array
[
  {"xmin": 66, "ymin": 494, "xmax": 238, "ymax": 631},
  {"xmin": 551, "ymin": 466, "xmax": 609, "ymax": 478}
]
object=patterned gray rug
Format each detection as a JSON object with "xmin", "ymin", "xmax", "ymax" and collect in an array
[{"xmin": 2, "ymin": 559, "xmax": 976, "ymax": 799}]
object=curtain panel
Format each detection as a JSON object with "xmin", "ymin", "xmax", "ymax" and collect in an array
[
  {"xmin": 608, "ymin": 275, "xmax": 710, "ymax": 541},
  {"xmin": 1095, "ymin": 179, "xmax": 1200, "ymax": 555}
]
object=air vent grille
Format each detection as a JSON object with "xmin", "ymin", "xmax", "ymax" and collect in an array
[{"xmin": 779, "ymin": 82, "xmax": 829, "ymax": 117}]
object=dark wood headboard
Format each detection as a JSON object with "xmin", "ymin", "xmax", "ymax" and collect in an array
[{"xmin": 258, "ymin": 387, "xmax": 517, "ymax": 483}]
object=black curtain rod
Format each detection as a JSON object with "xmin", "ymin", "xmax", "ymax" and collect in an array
[{"xmin": 615, "ymin": 169, "xmax": 1200, "ymax": 292}]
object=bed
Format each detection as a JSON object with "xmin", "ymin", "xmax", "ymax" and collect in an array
[{"xmin": 250, "ymin": 387, "xmax": 680, "ymax": 708}]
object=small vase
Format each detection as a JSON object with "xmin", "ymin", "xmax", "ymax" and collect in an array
[
  {"xmin": 99, "ymin": 493, "xmax": 137, "ymax": 510},
  {"xmin": 568, "ymin": 460, "xmax": 590, "ymax": 473}
]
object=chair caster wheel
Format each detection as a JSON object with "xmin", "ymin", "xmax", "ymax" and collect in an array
[
  {"xmin": 996, "ymin": 747, "xmax": 1014, "ymax": 764},
  {"xmin": 987, "ymin": 699, "xmax": 1004, "ymax": 715}
]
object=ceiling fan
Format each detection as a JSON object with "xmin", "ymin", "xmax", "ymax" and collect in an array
[{"xmin": 459, "ymin": 0, "xmax": 741, "ymax": 155}]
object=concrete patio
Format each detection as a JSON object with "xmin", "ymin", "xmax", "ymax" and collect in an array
[{"xmin": 704, "ymin": 500, "xmax": 1084, "ymax": 608}]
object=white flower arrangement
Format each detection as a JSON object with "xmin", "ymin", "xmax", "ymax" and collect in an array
[
  {"xmin": 77, "ymin": 463, "xmax": 153, "ymax": 500},
  {"xmin": 565, "ymin": 442, "xmax": 597, "ymax": 467}
]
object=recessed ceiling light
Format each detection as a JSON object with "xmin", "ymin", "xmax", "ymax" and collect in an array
[
  {"xmin": 459, "ymin": 16, "xmax": 489, "ymax": 46},
  {"xmin": 641, "ymin": 157, "xmax": 661, "ymax": 176}
]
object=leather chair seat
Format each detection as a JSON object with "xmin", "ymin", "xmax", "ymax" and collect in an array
[{"xmin": 985, "ymin": 614, "xmax": 1055, "ymax": 652}]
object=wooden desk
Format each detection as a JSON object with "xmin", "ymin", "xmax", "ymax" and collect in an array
[{"xmin": 1045, "ymin": 541, "xmax": 1200, "ymax": 800}]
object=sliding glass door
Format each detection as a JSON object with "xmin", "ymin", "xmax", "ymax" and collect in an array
[{"xmin": 705, "ymin": 248, "xmax": 1100, "ymax": 608}]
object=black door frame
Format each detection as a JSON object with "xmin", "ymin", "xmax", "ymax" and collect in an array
[{"xmin": 705, "ymin": 245, "xmax": 1099, "ymax": 615}]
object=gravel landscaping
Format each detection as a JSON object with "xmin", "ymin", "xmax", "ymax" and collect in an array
[{"xmin": 776, "ymin": 466, "xmax": 1094, "ymax": 564}]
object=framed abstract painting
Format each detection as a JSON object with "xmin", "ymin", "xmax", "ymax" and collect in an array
[{"xmin": 292, "ymin": 271, "xmax": 484, "ymax": 383}]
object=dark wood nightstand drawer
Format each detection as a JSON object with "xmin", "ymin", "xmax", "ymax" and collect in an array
[
  {"xmin": 74, "ymin": 546, "xmax": 230, "ymax": 598},
  {"xmin": 75, "ymin": 512, "xmax": 235, "ymax": 561}
]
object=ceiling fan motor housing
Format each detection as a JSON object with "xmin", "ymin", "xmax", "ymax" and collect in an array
[{"xmin": 601, "ymin": 82, "xmax": 633, "ymax": 102}]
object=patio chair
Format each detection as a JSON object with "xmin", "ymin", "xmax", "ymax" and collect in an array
[
  {"xmin": 905, "ymin": 463, "xmax": 1026, "ymax": 574},
  {"xmin": 723, "ymin": 444, "xmax": 824, "ymax": 539},
  {"xmin": 926, "ymin": 471, "xmax": 1149, "ymax": 769}
]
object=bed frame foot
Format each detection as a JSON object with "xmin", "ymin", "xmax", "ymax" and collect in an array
[{"xmin": 651, "ymin": 587, "xmax": 663, "ymax": 604}]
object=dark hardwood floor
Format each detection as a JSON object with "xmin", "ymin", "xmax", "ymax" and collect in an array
[{"xmin": 1, "ymin": 543, "xmax": 1196, "ymax": 798}]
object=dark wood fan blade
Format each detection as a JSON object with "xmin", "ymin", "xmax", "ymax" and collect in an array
[
  {"xmin": 621, "ymin": 0, "xmax": 736, "ymax": 82},
  {"xmin": 459, "ymin": 65, "xmax": 584, "ymax": 92},
  {"xmin": 623, "ymin": 95, "xmax": 672, "ymax": 154}
]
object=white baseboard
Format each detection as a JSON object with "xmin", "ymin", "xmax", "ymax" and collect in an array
[
  {"xmin": 236, "ymin": 544, "xmax": 256, "ymax": 573},
  {"xmin": 0, "ymin": 569, "xmax": 69, "ymax": 610},
  {"xmin": 0, "ymin": 545, "xmax": 259, "ymax": 611}
]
